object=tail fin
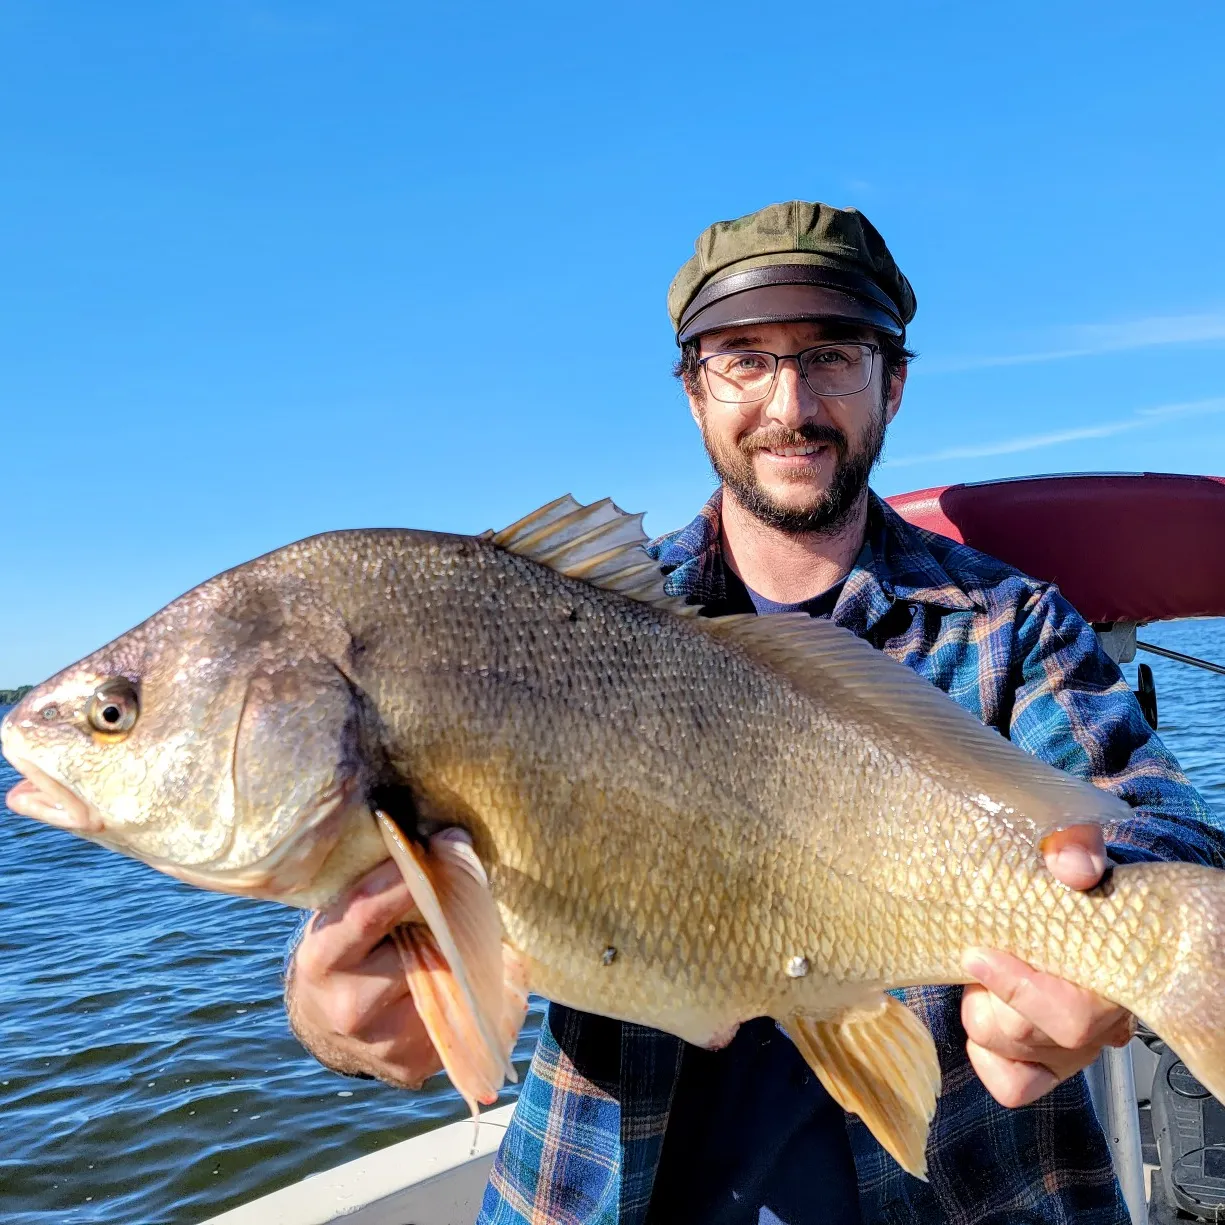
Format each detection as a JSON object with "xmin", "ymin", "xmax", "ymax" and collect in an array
[{"xmin": 1125, "ymin": 863, "xmax": 1225, "ymax": 1105}]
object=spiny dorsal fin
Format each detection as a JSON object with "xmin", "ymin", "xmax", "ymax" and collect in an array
[
  {"xmin": 698, "ymin": 613, "xmax": 1131, "ymax": 841},
  {"xmin": 489, "ymin": 494, "xmax": 700, "ymax": 616}
]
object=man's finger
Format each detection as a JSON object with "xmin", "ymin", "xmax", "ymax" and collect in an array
[
  {"xmin": 1041, "ymin": 824, "xmax": 1107, "ymax": 890},
  {"xmin": 962, "ymin": 986, "xmax": 1092, "ymax": 1077},
  {"xmin": 962, "ymin": 982, "xmax": 1041, "ymax": 1049},
  {"xmin": 315, "ymin": 858, "xmax": 404, "ymax": 927},
  {"xmin": 300, "ymin": 860, "xmax": 419, "ymax": 974},
  {"xmin": 961, "ymin": 947, "xmax": 1125, "ymax": 1050},
  {"xmin": 1106, "ymin": 1013, "xmax": 1138, "ymax": 1049},
  {"xmin": 330, "ymin": 940, "xmax": 415, "ymax": 1030},
  {"xmin": 966, "ymin": 1038, "xmax": 1060, "ymax": 1109}
]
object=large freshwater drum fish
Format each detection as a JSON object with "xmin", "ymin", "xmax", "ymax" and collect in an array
[{"xmin": 5, "ymin": 495, "xmax": 1225, "ymax": 1178}]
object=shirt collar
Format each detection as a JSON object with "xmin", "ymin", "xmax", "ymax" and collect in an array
[{"xmin": 648, "ymin": 487, "xmax": 985, "ymax": 621}]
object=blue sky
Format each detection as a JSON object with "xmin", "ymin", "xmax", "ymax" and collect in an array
[{"xmin": 3, "ymin": 2, "xmax": 1225, "ymax": 685}]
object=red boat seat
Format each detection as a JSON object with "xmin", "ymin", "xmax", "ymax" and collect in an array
[{"xmin": 885, "ymin": 473, "xmax": 1225, "ymax": 625}]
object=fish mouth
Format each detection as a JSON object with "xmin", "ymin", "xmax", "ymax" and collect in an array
[
  {"xmin": 4, "ymin": 750, "xmax": 354, "ymax": 904},
  {"xmin": 4, "ymin": 753, "xmax": 103, "ymax": 833}
]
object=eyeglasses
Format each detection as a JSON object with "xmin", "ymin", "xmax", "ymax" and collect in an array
[{"xmin": 698, "ymin": 343, "xmax": 879, "ymax": 404}]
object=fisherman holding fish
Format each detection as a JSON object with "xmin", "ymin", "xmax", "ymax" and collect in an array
[
  {"xmin": 282, "ymin": 202, "xmax": 1225, "ymax": 1223},
  {"xmin": 7, "ymin": 202, "xmax": 1225, "ymax": 1225}
]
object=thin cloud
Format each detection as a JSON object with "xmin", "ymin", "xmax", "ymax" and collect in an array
[
  {"xmin": 227, "ymin": 2, "xmax": 337, "ymax": 38},
  {"xmin": 883, "ymin": 396, "xmax": 1225, "ymax": 469},
  {"xmin": 926, "ymin": 312, "xmax": 1225, "ymax": 374}
]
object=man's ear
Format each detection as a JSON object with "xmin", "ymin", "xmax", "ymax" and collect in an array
[{"xmin": 884, "ymin": 360, "xmax": 908, "ymax": 426}]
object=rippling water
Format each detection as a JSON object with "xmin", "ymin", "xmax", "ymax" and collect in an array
[
  {"xmin": 0, "ymin": 751, "xmax": 543, "ymax": 1225},
  {"xmin": 2, "ymin": 619, "xmax": 1223, "ymax": 1224}
]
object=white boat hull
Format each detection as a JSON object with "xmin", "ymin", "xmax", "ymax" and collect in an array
[{"xmin": 202, "ymin": 1103, "xmax": 515, "ymax": 1225}]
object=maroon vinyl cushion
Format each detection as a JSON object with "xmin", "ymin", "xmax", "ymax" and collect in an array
[{"xmin": 885, "ymin": 473, "xmax": 1225, "ymax": 625}]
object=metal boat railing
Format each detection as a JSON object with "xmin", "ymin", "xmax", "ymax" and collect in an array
[{"xmin": 1086, "ymin": 1046, "xmax": 1147, "ymax": 1225}]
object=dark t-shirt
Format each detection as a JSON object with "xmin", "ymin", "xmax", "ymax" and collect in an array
[
  {"xmin": 646, "ymin": 1019, "xmax": 861, "ymax": 1224},
  {"xmin": 742, "ymin": 580, "xmax": 846, "ymax": 619},
  {"xmin": 646, "ymin": 567, "xmax": 858, "ymax": 1225}
]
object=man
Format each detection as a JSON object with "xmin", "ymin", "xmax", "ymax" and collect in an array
[{"xmin": 286, "ymin": 201, "xmax": 1225, "ymax": 1223}]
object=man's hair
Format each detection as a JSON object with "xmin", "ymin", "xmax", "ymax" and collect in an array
[{"xmin": 673, "ymin": 325, "xmax": 916, "ymax": 403}]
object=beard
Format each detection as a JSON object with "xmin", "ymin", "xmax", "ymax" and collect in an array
[{"xmin": 699, "ymin": 407, "xmax": 888, "ymax": 536}]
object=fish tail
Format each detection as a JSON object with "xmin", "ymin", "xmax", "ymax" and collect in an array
[{"xmin": 1121, "ymin": 863, "xmax": 1225, "ymax": 1104}]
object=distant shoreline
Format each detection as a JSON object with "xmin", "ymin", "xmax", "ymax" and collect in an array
[{"xmin": 0, "ymin": 686, "xmax": 31, "ymax": 705}]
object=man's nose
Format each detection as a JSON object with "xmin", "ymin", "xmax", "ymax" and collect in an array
[{"xmin": 764, "ymin": 357, "xmax": 819, "ymax": 427}]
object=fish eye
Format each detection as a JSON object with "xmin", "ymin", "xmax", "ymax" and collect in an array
[
  {"xmin": 40, "ymin": 704, "xmax": 59, "ymax": 722},
  {"xmin": 86, "ymin": 679, "xmax": 140, "ymax": 736}
]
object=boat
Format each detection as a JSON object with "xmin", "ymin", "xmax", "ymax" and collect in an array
[{"xmin": 203, "ymin": 472, "xmax": 1225, "ymax": 1225}]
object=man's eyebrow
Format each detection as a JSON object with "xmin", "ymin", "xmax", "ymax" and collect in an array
[
  {"xmin": 711, "ymin": 334, "xmax": 764, "ymax": 350},
  {"xmin": 707, "ymin": 326, "xmax": 871, "ymax": 352}
]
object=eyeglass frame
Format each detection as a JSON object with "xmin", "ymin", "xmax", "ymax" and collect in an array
[{"xmin": 697, "ymin": 342, "xmax": 880, "ymax": 404}]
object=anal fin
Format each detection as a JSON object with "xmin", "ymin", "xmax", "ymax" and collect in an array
[
  {"xmin": 377, "ymin": 812, "xmax": 521, "ymax": 1115},
  {"xmin": 781, "ymin": 995, "xmax": 940, "ymax": 1180}
]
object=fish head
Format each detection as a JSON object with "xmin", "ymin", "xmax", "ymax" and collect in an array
[{"xmin": 2, "ymin": 566, "xmax": 367, "ymax": 901}]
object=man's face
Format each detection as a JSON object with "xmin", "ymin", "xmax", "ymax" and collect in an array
[{"xmin": 688, "ymin": 320, "xmax": 906, "ymax": 535}]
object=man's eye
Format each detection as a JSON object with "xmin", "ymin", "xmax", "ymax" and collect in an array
[
  {"xmin": 810, "ymin": 348, "xmax": 852, "ymax": 365},
  {"xmin": 732, "ymin": 355, "xmax": 769, "ymax": 371}
]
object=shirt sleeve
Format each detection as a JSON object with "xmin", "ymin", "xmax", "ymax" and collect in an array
[
  {"xmin": 1006, "ymin": 584, "xmax": 1225, "ymax": 869},
  {"xmin": 283, "ymin": 910, "xmax": 311, "ymax": 979}
]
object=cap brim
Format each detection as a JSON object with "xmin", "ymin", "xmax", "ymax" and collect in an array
[{"xmin": 678, "ymin": 283, "xmax": 903, "ymax": 344}]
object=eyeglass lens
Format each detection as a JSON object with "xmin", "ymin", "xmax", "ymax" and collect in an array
[{"xmin": 702, "ymin": 344, "xmax": 874, "ymax": 404}]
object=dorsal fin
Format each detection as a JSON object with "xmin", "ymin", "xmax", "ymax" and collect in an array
[
  {"xmin": 697, "ymin": 612, "xmax": 1131, "ymax": 840},
  {"xmin": 489, "ymin": 495, "xmax": 700, "ymax": 615}
]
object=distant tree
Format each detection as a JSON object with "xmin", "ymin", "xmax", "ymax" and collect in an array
[{"xmin": 0, "ymin": 685, "xmax": 32, "ymax": 705}]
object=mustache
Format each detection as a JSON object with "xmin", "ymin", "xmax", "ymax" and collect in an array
[{"xmin": 739, "ymin": 422, "xmax": 848, "ymax": 456}]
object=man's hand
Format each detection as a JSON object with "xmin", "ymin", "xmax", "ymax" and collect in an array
[
  {"xmin": 961, "ymin": 824, "xmax": 1134, "ymax": 1108},
  {"xmin": 286, "ymin": 859, "xmax": 444, "ymax": 1089}
]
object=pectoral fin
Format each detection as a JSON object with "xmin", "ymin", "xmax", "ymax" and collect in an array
[
  {"xmin": 781, "ymin": 995, "xmax": 940, "ymax": 1180},
  {"xmin": 376, "ymin": 812, "xmax": 519, "ymax": 1114},
  {"xmin": 390, "ymin": 927, "xmax": 529, "ymax": 1116}
]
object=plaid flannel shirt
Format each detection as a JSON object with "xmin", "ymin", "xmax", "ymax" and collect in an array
[{"xmin": 478, "ymin": 488, "xmax": 1225, "ymax": 1225}]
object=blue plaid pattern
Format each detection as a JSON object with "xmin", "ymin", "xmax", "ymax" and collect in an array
[{"xmin": 479, "ymin": 489, "xmax": 1225, "ymax": 1224}]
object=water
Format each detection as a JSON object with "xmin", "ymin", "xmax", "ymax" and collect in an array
[
  {"xmin": 0, "ymin": 752, "xmax": 543, "ymax": 1224},
  {"xmin": 1, "ymin": 620, "xmax": 1223, "ymax": 1224}
]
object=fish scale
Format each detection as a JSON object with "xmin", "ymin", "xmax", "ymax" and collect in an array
[{"xmin": 5, "ymin": 496, "xmax": 1225, "ymax": 1181}]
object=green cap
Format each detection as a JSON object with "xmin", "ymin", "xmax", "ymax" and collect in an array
[{"xmin": 668, "ymin": 200, "xmax": 916, "ymax": 344}]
